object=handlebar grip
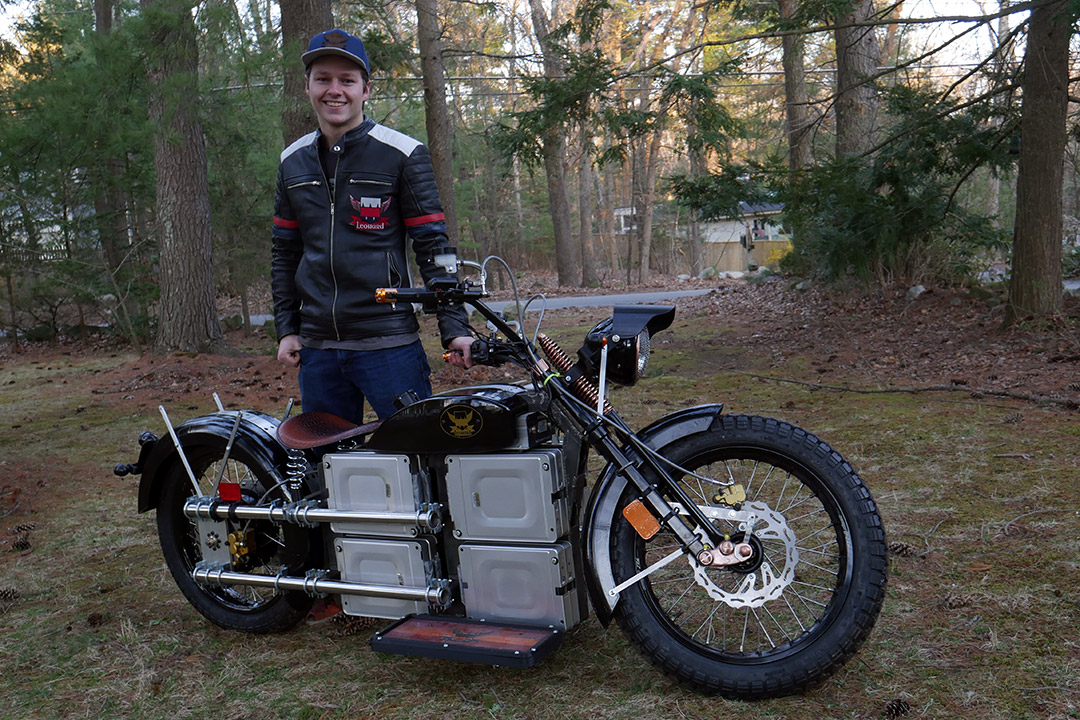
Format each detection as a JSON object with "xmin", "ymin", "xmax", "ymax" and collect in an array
[{"xmin": 375, "ymin": 287, "xmax": 432, "ymax": 304}]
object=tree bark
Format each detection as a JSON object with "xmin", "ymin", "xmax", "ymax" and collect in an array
[
  {"xmin": 280, "ymin": 0, "xmax": 333, "ymax": 146},
  {"xmin": 93, "ymin": 0, "xmax": 144, "ymax": 351},
  {"xmin": 528, "ymin": 0, "xmax": 579, "ymax": 286},
  {"xmin": 1005, "ymin": 0, "xmax": 1070, "ymax": 323},
  {"xmin": 416, "ymin": 0, "xmax": 458, "ymax": 242},
  {"xmin": 834, "ymin": 0, "xmax": 880, "ymax": 158},
  {"xmin": 638, "ymin": 129, "xmax": 662, "ymax": 283},
  {"xmin": 578, "ymin": 123, "xmax": 599, "ymax": 286},
  {"xmin": 143, "ymin": 0, "xmax": 225, "ymax": 354},
  {"xmin": 780, "ymin": 0, "xmax": 811, "ymax": 173}
]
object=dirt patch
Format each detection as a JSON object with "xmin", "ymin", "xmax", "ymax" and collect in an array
[
  {"xmin": 681, "ymin": 280, "xmax": 1080, "ymax": 404},
  {"xmin": 2, "ymin": 275, "xmax": 1077, "ymax": 408}
]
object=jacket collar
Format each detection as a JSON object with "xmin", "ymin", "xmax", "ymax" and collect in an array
[{"xmin": 315, "ymin": 117, "xmax": 375, "ymax": 151}]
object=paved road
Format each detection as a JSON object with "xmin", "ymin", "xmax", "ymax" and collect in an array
[
  {"xmin": 247, "ymin": 281, "xmax": 1080, "ymax": 325},
  {"xmin": 245, "ymin": 288, "xmax": 715, "ymax": 325},
  {"xmin": 486, "ymin": 288, "xmax": 714, "ymax": 313}
]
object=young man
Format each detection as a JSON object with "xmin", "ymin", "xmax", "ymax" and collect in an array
[{"xmin": 272, "ymin": 29, "xmax": 473, "ymax": 424}]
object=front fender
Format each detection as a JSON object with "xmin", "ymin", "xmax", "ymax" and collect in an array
[
  {"xmin": 136, "ymin": 410, "xmax": 286, "ymax": 513},
  {"xmin": 583, "ymin": 404, "xmax": 724, "ymax": 626}
]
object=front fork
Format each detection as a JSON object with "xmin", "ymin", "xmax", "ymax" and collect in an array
[{"xmin": 584, "ymin": 413, "xmax": 723, "ymax": 559}]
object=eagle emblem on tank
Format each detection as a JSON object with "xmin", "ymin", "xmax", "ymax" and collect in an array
[{"xmin": 440, "ymin": 405, "xmax": 482, "ymax": 438}]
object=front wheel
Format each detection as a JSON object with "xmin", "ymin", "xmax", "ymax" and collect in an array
[{"xmin": 611, "ymin": 414, "xmax": 887, "ymax": 698}]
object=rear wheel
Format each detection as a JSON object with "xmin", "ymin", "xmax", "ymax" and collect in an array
[
  {"xmin": 611, "ymin": 414, "xmax": 887, "ymax": 697},
  {"xmin": 156, "ymin": 441, "xmax": 314, "ymax": 633}
]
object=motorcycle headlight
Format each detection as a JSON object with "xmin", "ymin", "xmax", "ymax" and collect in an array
[{"xmin": 579, "ymin": 306, "xmax": 674, "ymax": 387}]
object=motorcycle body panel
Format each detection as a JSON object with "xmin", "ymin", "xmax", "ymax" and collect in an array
[
  {"xmin": 365, "ymin": 384, "xmax": 551, "ymax": 453},
  {"xmin": 582, "ymin": 403, "xmax": 724, "ymax": 625}
]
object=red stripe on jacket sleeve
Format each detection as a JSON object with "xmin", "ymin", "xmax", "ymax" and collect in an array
[
  {"xmin": 273, "ymin": 216, "xmax": 299, "ymax": 229},
  {"xmin": 403, "ymin": 212, "xmax": 445, "ymax": 227}
]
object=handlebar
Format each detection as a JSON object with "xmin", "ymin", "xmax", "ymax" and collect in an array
[
  {"xmin": 375, "ymin": 281, "xmax": 486, "ymax": 307},
  {"xmin": 377, "ymin": 278, "xmax": 522, "ymax": 368}
]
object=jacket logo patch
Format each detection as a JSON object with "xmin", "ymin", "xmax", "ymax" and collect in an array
[{"xmin": 349, "ymin": 195, "xmax": 391, "ymax": 230}]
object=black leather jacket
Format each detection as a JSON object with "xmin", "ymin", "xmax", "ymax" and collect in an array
[{"xmin": 272, "ymin": 118, "xmax": 468, "ymax": 346}]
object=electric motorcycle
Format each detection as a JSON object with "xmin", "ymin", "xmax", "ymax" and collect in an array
[{"xmin": 117, "ymin": 251, "xmax": 887, "ymax": 698}]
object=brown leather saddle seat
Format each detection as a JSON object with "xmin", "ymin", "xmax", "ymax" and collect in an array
[{"xmin": 276, "ymin": 411, "xmax": 382, "ymax": 450}]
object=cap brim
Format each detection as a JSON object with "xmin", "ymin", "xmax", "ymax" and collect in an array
[{"xmin": 302, "ymin": 48, "xmax": 368, "ymax": 72}]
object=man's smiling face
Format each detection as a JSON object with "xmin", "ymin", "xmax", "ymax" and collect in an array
[{"xmin": 305, "ymin": 55, "xmax": 370, "ymax": 141}]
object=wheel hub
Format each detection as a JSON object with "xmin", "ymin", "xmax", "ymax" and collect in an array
[{"xmin": 690, "ymin": 500, "xmax": 799, "ymax": 608}]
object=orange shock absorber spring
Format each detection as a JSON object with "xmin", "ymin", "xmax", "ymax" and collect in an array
[{"xmin": 536, "ymin": 333, "xmax": 613, "ymax": 414}]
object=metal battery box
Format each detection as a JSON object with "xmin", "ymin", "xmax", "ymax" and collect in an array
[
  {"xmin": 445, "ymin": 450, "xmax": 567, "ymax": 543},
  {"xmin": 324, "ymin": 453, "xmax": 422, "ymax": 537},
  {"xmin": 336, "ymin": 537, "xmax": 438, "ymax": 618},
  {"xmin": 458, "ymin": 542, "xmax": 580, "ymax": 629}
]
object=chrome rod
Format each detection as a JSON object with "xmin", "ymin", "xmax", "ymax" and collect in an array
[
  {"xmin": 183, "ymin": 497, "xmax": 443, "ymax": 531},
  {"xmin": 211, "ymin": 412, "xmax": 243, "ymax": 496},
  {"xmin": 192, "ymin": 565, "xmax": 449, "ymax": 605},
  {"xmin": 608, "ymin": 547, "xmax": 686, "ymax": 597},
  {"xmin": 160, "ymin": 405, "xmax": 201, "ymax": 497}
]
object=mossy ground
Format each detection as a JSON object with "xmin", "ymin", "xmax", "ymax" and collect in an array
[{"xmin": 1, "ymin": 302, "xmax": 1077, "ymax": 720}]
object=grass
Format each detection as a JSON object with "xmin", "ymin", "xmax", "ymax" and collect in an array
[{"xmin": 1, "ymin": 308, "xmax": 1078, "ymax": 720}]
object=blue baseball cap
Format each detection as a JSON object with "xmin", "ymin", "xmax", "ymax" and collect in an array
[{"xmin": 302, "ymin": 29, "xmax": 369, "ymax": 74}]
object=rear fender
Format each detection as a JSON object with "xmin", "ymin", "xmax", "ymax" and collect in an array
[
  {"xmin": 136, "ymin": 410, "xmax": 287, "ymax": 513},
  {"xmin": 583, "ymin": 404, "xmax": 724, "ymax": 626}
]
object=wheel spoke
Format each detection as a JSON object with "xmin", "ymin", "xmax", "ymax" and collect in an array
[{"xmin": 623, "ymin": 443, "xmax": 856, "ymax": 661}]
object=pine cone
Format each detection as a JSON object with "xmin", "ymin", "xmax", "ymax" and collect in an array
[
  {"xmin": 0, "ymin": 587, "xmax": 20, "ymax": 602},
  {"xmin": 1002, "ymin": 412, "xmax": 1024, "ymax": 424},
  {"xmin": 10, "ymin": 537, "xmax": 30, "ymax": 552},
  {"xmin": 885, "ymin": 699, "xmax": 911, "ymax": 719},
  {"xmin": 1067, "ymin": 381, "xmax": 1080, "ymax": 392},
  {"xmin": 888, "ymin": 541, "xmax": 918, "ymax": 558},
  {"xmin": 938, "ymin": 593, "xmax": 972, "ymax": 609},
  {"xmin": 9, "ymin": 522, "xmax": 36, "ymax": 534}
]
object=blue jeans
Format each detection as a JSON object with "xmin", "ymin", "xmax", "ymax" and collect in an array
[{"xmin": 297, "ymin": 340, "xmax": 432, "ymax": 424}]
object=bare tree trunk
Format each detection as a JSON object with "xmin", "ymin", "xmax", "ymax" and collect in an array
[
  {"xmin": 780, "ymin": 0, "xmax": 811, "ymax": 173},
  {"xmin": 416, "ymin": 0, "xmax": 458, "ymax": 242},
  {"xmin": 987, "ymin": 0, "xmax": 1012, "ymax": 227},
  {"xmin": 280, "ymin": 0, "xmax": 333, "ymax": 145},
  {"xmin": 528, "ymin": 0, "xmax": 579, "ymax": 286},
  {"xmin": 880, "ymin": 0, "xmax": 904, "ymax": 67},
  {"xmin": 1005, "ymin": 0, "xmax": 1069, "ymax": 324},
  {"xmin": 834, "ymin": 0, "xmax": 880, "ymax": 157},
  {"xmin": 601, "ymin": 163, "xmax": 619, "ymax": 273},
  {"xmin": 93, "ymin": 0, "xmax": 144, "ymax": 352},
  {"xmin": 143, "ymin": 0, "xmax": 225, "ymax": 354},
  {"xmin": 638, "ymin": 129, "xmax": 662, "ymax": 283},
  {"xmin": 578, "ymin": 123, "xmax": 599, "ymax": 286},
  {"xmin": 4, "ymin": 270, "xmax": 17, "ymax": 351}
]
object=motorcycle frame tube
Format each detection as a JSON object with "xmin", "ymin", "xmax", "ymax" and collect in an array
[
  {"xmin": 466, "ymin": 296, "xmax": 730, "ymax": 622},
  {"xmin": 183, "ymin": 497, "xmax": 442, "ymax": 532},
  {"xmin": 192, "ymin": 565, "xmax": 450, "ymax": 606},
  {"xmin": 137, "ymin": 410, "xmax": 287, "ymax": 513},
  {"xmin": 581, "ymin": 404, "xmax": 725, "ymax": 626}
]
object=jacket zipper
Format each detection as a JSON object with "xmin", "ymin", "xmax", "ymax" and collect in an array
[
  {"xmin": 325, "ymin": 151, "xmax": 341, "ymax": 340},
  {"xmin": 348, "ymin": 178, "xmax": 392, "ymax": 188}
]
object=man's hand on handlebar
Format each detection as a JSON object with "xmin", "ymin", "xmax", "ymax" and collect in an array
[{"xmin": 444, "ymin": 336, "xmax": 473, "ymax": 369}]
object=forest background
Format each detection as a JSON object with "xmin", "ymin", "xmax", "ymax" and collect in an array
[{"xmin": 1, "ymin": 0, "xmax": 1079, "ymax": 354}]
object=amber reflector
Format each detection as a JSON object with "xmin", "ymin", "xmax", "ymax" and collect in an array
[{"xmin": 622, "ymin": 499, "xmax": 660, "ymax": 539}]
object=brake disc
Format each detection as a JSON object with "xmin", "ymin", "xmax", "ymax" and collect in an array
[{"xmin": 690, "ymin": 500, "xmax": 799, "ymax": 608}]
